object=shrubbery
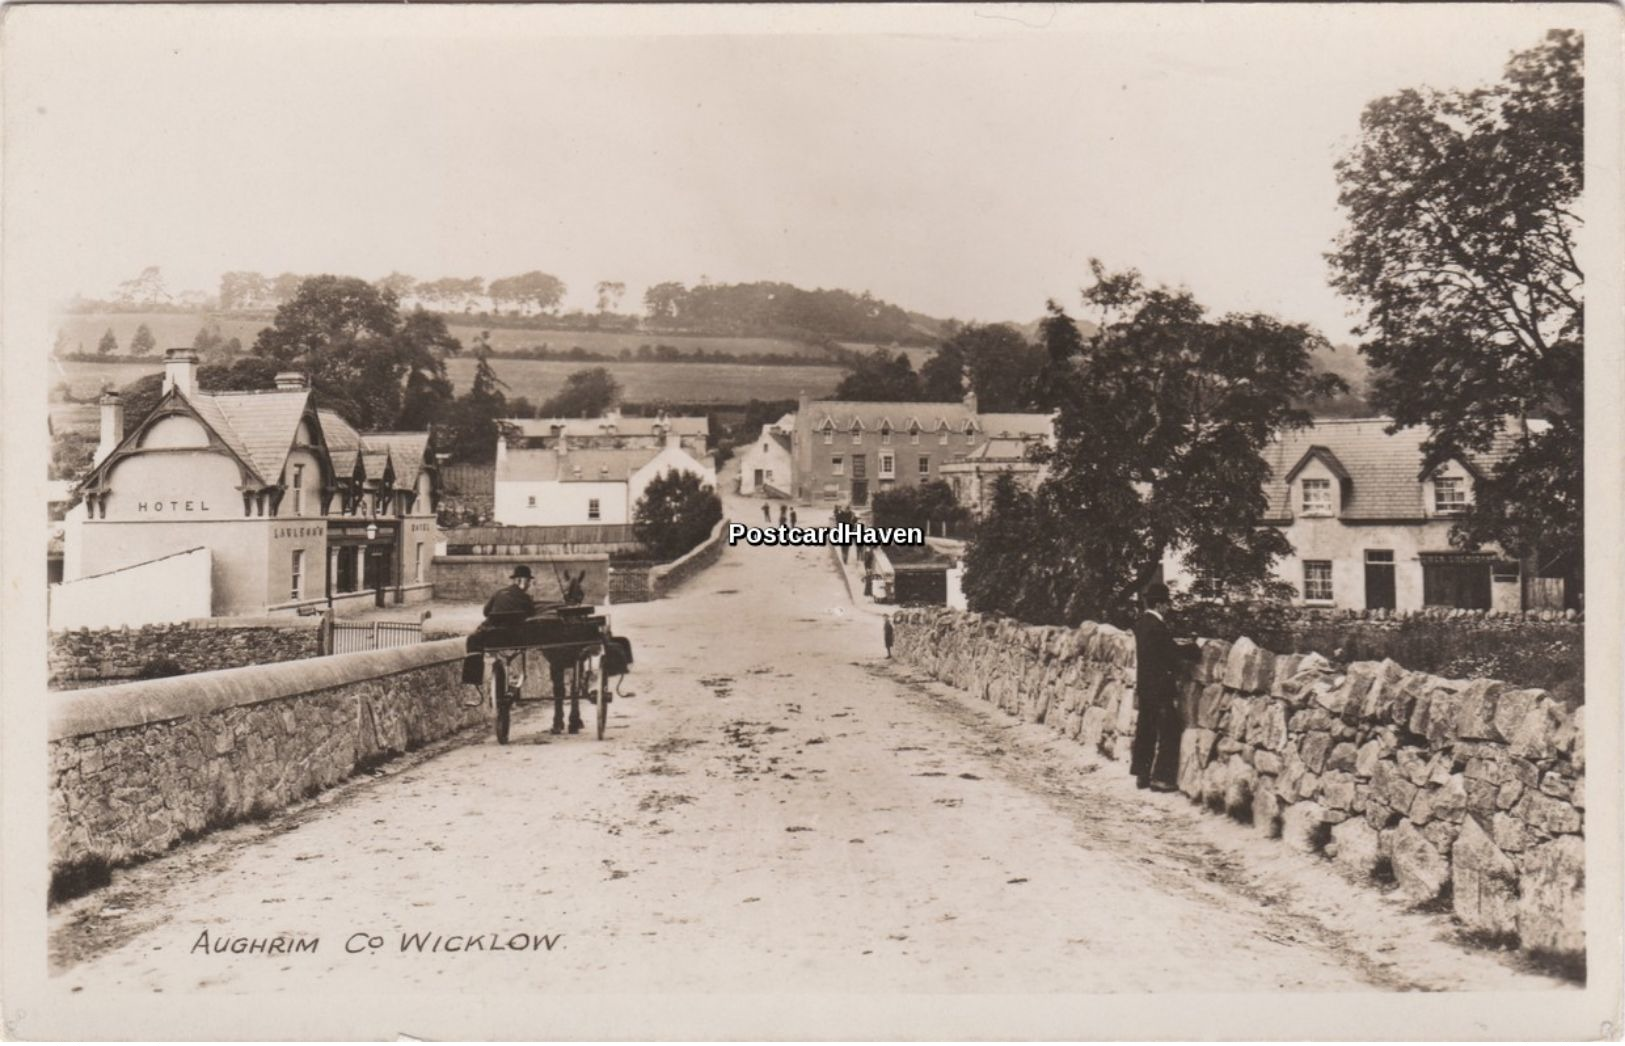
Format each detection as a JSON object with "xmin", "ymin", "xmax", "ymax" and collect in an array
[
  {"xmin": 871, "ymin": 481, "xmax": 971, "ymax": 538},
  {"xmin": 633, "ymin": 470, "xmax": 723, "ymax": 562}
]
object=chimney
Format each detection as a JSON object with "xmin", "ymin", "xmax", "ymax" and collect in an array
[
  {"xmin": 664, "ymin": 425, "xmax": 679, "ymax": 451},
  {"xmin": 274, "ymin": 371, "xmax": 308, "ymax": 391},
  {"xmin": 162, "ymin": 348, "xmax": 199, "ymax": 398},
  {"xmin": 94, "ymin": 390, "xmax": 123, "ymax": 465},
  {"xmin": 797, "ymin": 389, "xmax": 809, "ymax": 416},
  {"xmin": 605, "ymin": 407, "xmax": 621, "ymax": 424},
  {"xmin": 497, "ymin": 435, "xmax": 508, "ymax": 464},
  {"xmin": 963, "ymin": 388, "xmax": 978, "ymax": 415}
]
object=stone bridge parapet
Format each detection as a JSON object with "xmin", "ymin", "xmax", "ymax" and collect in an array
[
  {"xmin": 891, "ymin": 607, "xmax": 1585, "ymax": 964},
  {"xmin": 49, "ymin": 638, "xmax": 486, "ymax": 896}
]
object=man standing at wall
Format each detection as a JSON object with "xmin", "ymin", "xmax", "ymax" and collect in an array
[{"xmin": 1131, "ymin": 583, "xmax": 1198, "ymax": 792}]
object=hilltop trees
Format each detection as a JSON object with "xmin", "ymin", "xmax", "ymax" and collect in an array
[
  {"xmin": 963, "ymin": 263, "xmax": 1344, "ymax": 626},
  {"xmin": 488, "ymin": 271, "xmax": 567, "ymax": 314},
  {"xmin": 97, "ymin": 329, "xmax": 119, "ymax": 356},
  {"xmin": 1329, "ymin": 29, "xmax": 1583, "ymax": 593}
]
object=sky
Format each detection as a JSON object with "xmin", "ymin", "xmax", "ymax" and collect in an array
[{"xmin": 2, "ymin": 5, "xmax": 1582, "ymax": 343}]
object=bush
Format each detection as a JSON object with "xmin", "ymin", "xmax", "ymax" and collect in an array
[
  {"xmin": 633, "ymin": 470, "xmax": 723, "ymax": 562},
  {"xmin": 136, "ymin": 656, "xmax": 186, "ymax": 680},
  {"xmin": 1169, "ymin": 600, "xmax": 1584, "ymax": 703},
  {"xmin": 871, "ymin": 480, "xmax": 971, "ymax": 538}
]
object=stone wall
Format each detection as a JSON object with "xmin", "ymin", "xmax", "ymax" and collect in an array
[
  {"xmin": 49, "ymin": 618, "xmax": 323, "ymax": 689},
  {"xmin": 891, "ymin": 607, "xmax": 1585, "ymax": 963},
  {"xmin": 49, "ymin": 638, "xmax": 487, "ymax": 892},
  {"xmin": 649, "ymin": 517, "xmax": 730, "ymax": 597},
  {"xmin": 430, "ymin": 554, "xmax": 609, "ymax": 604},
  {"xmin": 609, "ymin": 562, "xmax": 654, "ymax": 605}
]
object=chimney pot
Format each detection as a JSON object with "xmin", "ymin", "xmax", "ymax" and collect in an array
[
  {"xmin": 94, "ymin": 391, "xmax": 124, "ymax": 466},
  {"xmin": 162, "ymin": 348, "xmax": 200, "ymax": 397}
]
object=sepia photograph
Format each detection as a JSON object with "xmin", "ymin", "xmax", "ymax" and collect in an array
[{"xmin": 1, "ymin": 3, "xmax": 1620, "ymax": 1039}]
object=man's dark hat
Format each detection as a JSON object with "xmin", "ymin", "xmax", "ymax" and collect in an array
[
  {"xmin": 1143, "ymin": 582, "xmax": 1172, "ymax": 606},
  {"xmin": 510, "ymin": 565, "xmax": 533, "ymax": 580}
]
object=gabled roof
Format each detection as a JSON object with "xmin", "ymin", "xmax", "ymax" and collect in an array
[
  {"xmin": 361, "ymin": 432, "xmax": 431, "ymax": 489},
  {"xmin": 1283, "ymin": 445, "xmax": 1351, "ymax": 485},
  {"xmin": 1261, "ymin": 417, "xmax": 1529, "ymax": 521},
  {"xmin": 807, "ymin": 401, "xmax": 974, "ymax": 432},
  {"xmin": 317, "ymin": 409, "xmax": 363, "ymax": 475},
  {"xmin": 204, "ymin": 390, "xmax": 313, "ymax": 483},
  {"xmin": 962, "ymin": 437, "xmax": 1038, "ymax": 463},
  {"xmin": 497, "ymin": 446, "xmax": 660, "ymax": 484}
]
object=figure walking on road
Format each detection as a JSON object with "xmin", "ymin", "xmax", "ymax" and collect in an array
[
  {"xmin": 1130, "ymin": 583, "xmax": 1200, "ymax": 792},
  {"xmin": 790, "ymin": 508, "xmax": 798, "ymax": 528},
  {"xmin": 762, "ymin": 502, "xmax": 771, "ymax": 522},
  {"xmin": 883, "ymin": 615, "xmax": 894, "ymax": 658},
  {"xmin": 779, "ymin": 503, "xmax": 788, "ymax": 525}
]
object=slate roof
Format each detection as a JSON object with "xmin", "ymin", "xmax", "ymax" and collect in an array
[
  {"xmin": 497, "ymin": 446, "xmax": 660, "ymax": 483},
  {"xmin": 806, "ymin": 401, "xmax": 975, "ymax": 432},
  {"xmin": 361, "ymin": 432, "xmax": 431, "ymax": 489},
  {"xmin": 1261, "ymin": 417, "xmax": 1530, "ymax": 522},
  {"xmin": 317, "ymin": 409, "xmax": 363, "ymax": 474},
  {"xmin": 203, "ymin": 390, "xmax": 311, "ymax": 484},
  {"xmin": 505, "ymin": 415, "xmax": 709, "ymax": 439},
  {"xmin": 960, "ymin": 437, "xmax": 1039, "ymax": 463}
]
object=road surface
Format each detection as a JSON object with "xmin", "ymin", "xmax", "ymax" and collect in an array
[{"xmin": 49, "ymin": 491, "xmax": 1564, "ymax": 996}]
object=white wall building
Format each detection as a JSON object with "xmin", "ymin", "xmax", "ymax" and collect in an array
[
  {"xmin": 738, "ymin": 413, "xmax": 794, "ymax": 496},
  {"xmin": 494, "ymin": 432, "xmax": 717, "ymax": 527}
]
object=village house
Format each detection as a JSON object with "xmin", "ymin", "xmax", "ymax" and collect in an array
[
  {"xmin": 790, "ymin": 391, "xmax": 1052, "ymax": 508},
  {"xmin": 57, "ymin": 349, "xmax": 437, "ymax": 625},
  {"xmin": 1163, "ymin": 417, "xmax": 1552, "ymax": 612},
  {"xmin": 738, "ymin": 413, "xmax": 795, "ymax": 496},
  {"xmin": 938, "ymin": 435, "xmax": 1050, "ymax": 516},
  {"xmin": 492, "ymin": 428, "xmax": 716, "ymax": 527},
  {"xmin": 501, "ymin": 409, "xmax": 709, "ymax": 458}
]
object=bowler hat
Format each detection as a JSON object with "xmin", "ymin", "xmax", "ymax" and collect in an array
[{"xmin": 510, "ymin": 565, "xmax": 533, "ymax": 580}]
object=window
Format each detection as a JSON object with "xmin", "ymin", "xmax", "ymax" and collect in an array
[
  {"xmin": 1301, "ymin": 477, "xmax": 1332, "ymax": 516},
  {"xmin": 823, "ymin": 483, "xmax": 840, "ymax": 501},
  {"xmin": 823, "ymin": 428, "xmax": 834, "ymax": 446},
  {"xmin": 290, "ymin": 550, "xmax": 305, "ymax": 600},
  {"xmin": 918, "ymin": 456, "xmax": 931, "ymax": 475},
  {"xmin": 881, "ymin": 427, "xmax": 892, "ymax": 445},
  {"xmin": 910, "ymin": 427, "xmax": 920, "ymax": 445},
  {"xmin": 832, "ymin": 456, "xmax": 845, "ymax": 476},
  {"xmin": 1365, "ymin": 549, "xmax": 1393, "ymax": 563},
  {"xmin": 415, "ymin": 542, "xmax": 425, "ymax": 583},
  {"xmin": 880, "ymin": 454, "xmax": 895, "ymax": 478},
  {"xmin": 1303, "ymin": 560, "xmax": 1333, "ymax": 602},
  {"xmin": 291, "ymin": 464, "xmax": 305, "ymax": 515},
  {"xmin": 587, "ymin": 498, "xmax": 601, "ymax": 521},
  {"xmin": 851, "ymin": 427, "xmax": 863, "ymax": 445},
  {"xmin": 527, "ymin": 495, "xmax": 537, "ymax": 508},
  {"xmin": 765, "ymin": 469, "xmax": 774, "ymax": 483},
  {"xmin": 1435, "ymin": 476, "xmax": 1466, "ymax": 513}
]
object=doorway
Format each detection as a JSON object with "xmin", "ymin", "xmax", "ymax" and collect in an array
[
  {"xmin": 1364, "ymin": 549, "xmax": 1395, "ymax": 610},
  {"xmin": 753, "ymin": 468, "xmax": 764, "ymax": 489}
]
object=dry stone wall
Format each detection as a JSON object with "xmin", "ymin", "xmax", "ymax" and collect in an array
[
  {"xmin": 49, "ymin": 639, "xmax": 488, "ymax": 892},
  {"xmin": 891, "ymin": 607, "xmax": 1586, "ymax": 962},
  {"xmin": 49, "ymin": 619, "xmax": 322, "ymax": 689}
]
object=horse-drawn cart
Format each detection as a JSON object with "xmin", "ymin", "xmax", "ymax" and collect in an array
[{"xmin": 464, "ymin": 606, "xmax": 631, "ymax": 744}]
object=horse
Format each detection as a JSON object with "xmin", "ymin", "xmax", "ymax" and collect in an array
[{"xmin": 544, "ymin": 569, "xmax": 592, "ymax": 734}]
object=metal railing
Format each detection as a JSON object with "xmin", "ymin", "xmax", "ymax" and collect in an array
[
  {"xmin": 329, "ymin": 618, "xmax": 425, "ymax": 654},
  {"xmin": 444, "ymin": 524, "xmax": 639, "ymax": 553}
]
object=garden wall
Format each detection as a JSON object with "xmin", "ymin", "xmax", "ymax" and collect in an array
[
  {"xmin": 891, "ymin": 607, "xmax": 1585, "ymax": 963},
  {"xmin": 49, "ymin": 638, "xmax": 486, "ymax": 897},
  {"xmin": 430, "ymin": 553, "xmax": 609, "ymax": 604},
  {"xmin": 648, "ymin": 517, "xmax": 731, "ymax": 597},
  {"xmin": 48, "ymin": 617, "xmax": 323, "ymax": 689}
]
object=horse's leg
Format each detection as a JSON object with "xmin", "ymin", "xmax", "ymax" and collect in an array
[
  {"xmin": 568, "ymin": 660, "xmax": 585, "ymax": 734},
  {"xmin": 550, "ymin": 658, "xmax": 566, "ymax": 734}
]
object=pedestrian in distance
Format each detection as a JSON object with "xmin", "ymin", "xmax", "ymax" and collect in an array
[
  {"xmin": 790, "ymin": 507, "xmax": 798, "ymax": 528},
  {"xmin": 762, "ymin": 502, "xmax": 771, "ymax": 523},
  {"xmin": 779, "ymin": 503, "xmax": 788, "ymax": 525},
  {"xmin": 1130, "ymin": 582, "xmax": 1200, "ymax": 792},
  {"xmin": 883, "ymin": 615, "xmax": 894, "ymax": 658}
]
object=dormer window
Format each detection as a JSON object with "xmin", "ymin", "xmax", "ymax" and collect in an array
[
  {"xmin": 909, "ymin": 424, "xmax": 921, "ymax": 445},
  {"xmin": 822, "ymin": 422, "xmax": 834, "ymax": 446},
  {"xmin": 1434, "ymin": 476, "xmax": 1466, "ymax": 514},
  {"xmin": 880, "ymin": 425, "xmax": 892, "ymax": 445},
  {"xmin": 1301, "ymin": 478, "xmax": 1333, "ymax": 516},
  {"xmin": 850, "ymin": 424, "xmax": 863, "ymax": 445}
]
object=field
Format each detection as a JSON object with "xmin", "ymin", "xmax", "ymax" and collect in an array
[
  {"xmin": 54, "ymin": 311, "xmax": 846, "ymax": 361},
  {"xmin": 51, "ymin": 355, "xmax": 843, "ymax": 406}
]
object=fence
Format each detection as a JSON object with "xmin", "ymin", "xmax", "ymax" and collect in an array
[
  {"xmin": 327, "ymin": 617, "xmax": 426, "ymax": 654},
  {"xmin": 443, "ymin": 524, "xmax": 639, "ymax": 553}
]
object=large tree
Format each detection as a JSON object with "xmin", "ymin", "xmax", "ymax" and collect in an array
[
  {"xmin": 129, "ymin": 323, "xmax": 157, "ymax": 357},
  {"xmin": 964, "ymin": 263, "xmax": 1344, "ymax": 626},
  {"xmin": 633, "ymin": 470, "xmax": 723, "ymax": 561},
  {"xmin": 833, "ymin": 349, "xmax": 924, "ymax": 401},
  {"xmin": 435, "ymin": 335, "xmax": 510, "ymax": 464},
  {"xmin": 540, "ymin": 366, "xmax": 622, "ymax": 418},
  {"xmin": 918, "ymin": 322, "xmax": 1048, "ymax": 410},
  {"xmin": 251, "ymin": 275, "xmax": 459, "ymax": 430},
  {"xmin": 1328, "ymin": 29, "xmax": 1583, "ymax": 588}
]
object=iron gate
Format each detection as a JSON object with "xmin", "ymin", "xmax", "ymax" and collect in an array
[{"xmin": 330, "ymin": 619, "xmax": 425, "ymax": 654}]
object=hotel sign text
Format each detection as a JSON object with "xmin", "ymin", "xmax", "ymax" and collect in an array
[{"xmin": 136, "ymin": 500, "xmax": 210, "ymax": 513}]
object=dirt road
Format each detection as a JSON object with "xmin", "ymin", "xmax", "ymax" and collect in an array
[{"xmin": 49, "ymin": 495, "xmax": 1565, "ymax": 996}]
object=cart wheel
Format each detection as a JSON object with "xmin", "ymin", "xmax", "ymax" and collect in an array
[
  {"xmin": 490, "ymin": 658, "xmax": 511, "ymax": 746},
  {"xmin": 596, "ymin": 661, "xmax": 609, "ymax": 740}
]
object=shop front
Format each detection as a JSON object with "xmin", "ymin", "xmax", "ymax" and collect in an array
[{"xmin": 325, "ymin": 520, "xmax": 400, "ymax": 612}]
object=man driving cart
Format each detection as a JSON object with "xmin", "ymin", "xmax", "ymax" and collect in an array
[{"xmin": 478, "ymin": 565, "xmax": 589, "ymax": 735}]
